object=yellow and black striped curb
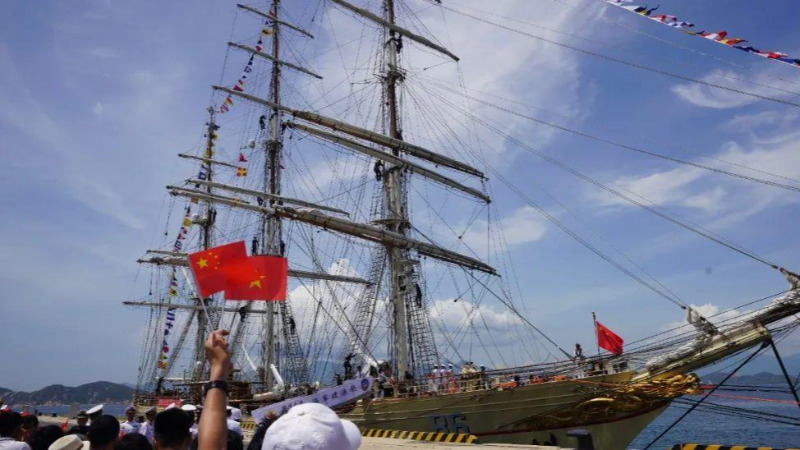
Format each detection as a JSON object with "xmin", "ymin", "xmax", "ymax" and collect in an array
[
  {"xmin": 362, "ymin": 429, "xmax": 478, "ymax": 444},
  {"xmin": 241, "ymin": 421, "xmax": 257, "ymax": 431},
  {"xmin": 669, "ymin": 445, "xmax": 800, "ymax": 450}
]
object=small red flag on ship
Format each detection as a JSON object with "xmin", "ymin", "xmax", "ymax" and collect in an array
[{"xmin": 594, "ymin": 313, "xmax": 624, "ymax": 355}]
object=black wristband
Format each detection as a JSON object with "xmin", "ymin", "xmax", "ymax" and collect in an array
[{"xmin": 203, "ymin": 380, "xmax": 229, "ymax": 397}]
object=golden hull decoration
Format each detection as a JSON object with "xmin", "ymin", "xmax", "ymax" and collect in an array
[{"xmin": 341, "ymin": 371, "xmax": 700, "ymax": 450}]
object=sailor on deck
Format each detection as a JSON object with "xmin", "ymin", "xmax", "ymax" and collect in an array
[
  {"xmin": 574, "ymin": 343, "xmax": 585, "ymax": 361},
  {"xmin": 435, "ymin": 364, "xmax": 445, "ymax": 393},
  {"xmin": 120, "ymin": 405, "xmax": 141, "ymax": 435},
  {"xmin": 137, "ymin": 406, "xmax": 156, "ymax": 443}
]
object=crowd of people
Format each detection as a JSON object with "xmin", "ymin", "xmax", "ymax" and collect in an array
[{"xmin": 0, "ymin": 330, "xmax": 362, "ymax": 450}]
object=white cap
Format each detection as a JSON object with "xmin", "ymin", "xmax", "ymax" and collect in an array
[
  {"xmin": 231, "ymin": 408, "xmax": 242, "ymax": 421},
  {"xmin": 125, "ymin": 405, "xmax": 136, "ymax": 412},
  {"xmin": 48, "ymin": 435, "xmax": 84, "ymax": 450},
  {"xmin": 144, "ymin": 406, "xmax": 157, "ymax": 414},
  {"xmin": 261, "ymin": 403, "xmax": 361, "ymax": 450},
  {"xmin": 165, "ymin": 403, "xmax": 178, "ymax": 410},
  {"xmin": 86, "ymin": 404, "xmax": 104, "ymax": 415},
  {"xmin": 181, "ymin": 404, "xmax": 197, "ymax": 412},
  {"xmin": 226, "ymin": 406, "xmax": 233, "ymax": 411}
]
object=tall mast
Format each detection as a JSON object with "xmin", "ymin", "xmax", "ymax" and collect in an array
[
  {"xmin": 192, "ymin": 107, "xmax": 217, "ymax": 381},
  {"xmin": 383, "ymin": 0, "xmax": 410, "ymax": 377},
  {"xmin": 260, "ymin": 0, "xmax": 283, "ymax": 386}
]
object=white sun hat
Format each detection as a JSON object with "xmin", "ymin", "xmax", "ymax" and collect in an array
[
  {"xmin": 261, "ymin": 403, "xmax": 361, "ymax": 450},
  {"xmin": 48, "ymin": 435, "xmax": 84, "ymax": 450}
]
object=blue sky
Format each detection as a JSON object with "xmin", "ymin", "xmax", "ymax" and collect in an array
[{"xmin": 2, "ymin": 0, "xmax": 800, "ymax": 391}]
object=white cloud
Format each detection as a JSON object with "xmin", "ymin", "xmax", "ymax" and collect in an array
[
  {"xmin": 590, "ymin": 127, "xmax": 800, "ymax": 225},
  {"xmin": 664, "ymin": 302, "xmax": 749, "ymax": 333},
  {"xmin": 461, "ymin": 205, "xmax": 547, "ymax": 254},
  {"xmin": 429, "ymin": 298, "xmax": 521, "ymax": 331},
  {"xmin": 93, "ymin": 102, "xmax": 104, "ymax": 116},
  {"xmin": 723, "ymin": 111, "xmax": 800, "ymax": 132},
  {"xmin": 671, "ymin": 68, "xmax": 795, "ymax": 109}
]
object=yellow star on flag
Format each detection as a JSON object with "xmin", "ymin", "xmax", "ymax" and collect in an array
[
  {"xmin": 197, "ymin": 258, "xmax": 209, "ymax": 268},
  {"xmin": 249, "ymin": 276, "xmax": 266, "ymax": 289}
]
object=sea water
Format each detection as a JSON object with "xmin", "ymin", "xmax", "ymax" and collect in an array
[
  {"xmin": 36, "ymin": 403, "xmax": 130, "ymax": 418},
  {"xmin": 629, "ymin": 391, "xmax": 799, "ymax": 449}
]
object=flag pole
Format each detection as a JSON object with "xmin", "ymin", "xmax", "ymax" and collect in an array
[
  {"xmin": 592, "ymin": 311, "xmax": 600, "ymax": 356},
  {"xmin": 181, "ymin": 267, "xmax": 215, "ymax": 330}
]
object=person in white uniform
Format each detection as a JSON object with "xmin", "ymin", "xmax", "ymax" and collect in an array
[
  {"xmin": 85, "ymin": 405, "xmax": 103, "ymax": 424},
  {"xmin": 120, "ymin": 406, "xmax": 141, "ymax": 435},
  {"xmin": 137, "ymin": 407, "xmax": 156, "ymax": 443},
  {"xmin": 225, "ymin": 407, "xmax": 242, "ymax": 436}
]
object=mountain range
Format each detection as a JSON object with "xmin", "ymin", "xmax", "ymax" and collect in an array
[{"xmin": 0, "ymin": 381, "xmax": 135, "ymax": 405}]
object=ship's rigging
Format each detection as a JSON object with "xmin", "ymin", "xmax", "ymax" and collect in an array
[{"xmin": 126, "ymin": 3, "xmax": 800, "ymax": 440}]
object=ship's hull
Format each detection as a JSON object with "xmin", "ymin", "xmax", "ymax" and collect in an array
[{"xmin": 341, "ymin": 371, "xmax": 671, "ymax": 450}]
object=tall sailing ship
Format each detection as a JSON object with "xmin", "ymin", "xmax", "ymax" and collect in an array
[{"xmin": 125, "ymin": 1, "xmax": 800, "ymax": 448}]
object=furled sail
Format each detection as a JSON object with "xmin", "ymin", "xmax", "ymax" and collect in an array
[
  {"xmin": 212, "ymin": 86, "xmax": 485, "ymax": 178},
  {"xmin": 138, "ymin": 249, "xmax": 371, "ymax": 285},
  {"xmin": 168, "ymin": 187, "xmax": 497, "ymax": 274},
  {"xmin": 228, "ymin": 42, "xmax": 323, "ymax": 79},
  {"xmin": 328, "ymin": 0, "xmax": 459, "ymax": 61},
  {"xmin": 236, "ymin": 3, "xmax": 314, "ymax": 39},
  {"xmin": 188, "ymin": 179, "xmax": 350, "ymax": 216},
  {"xmin": 286, "ymin": 123, "xmax": 490, "ymax": 203}
]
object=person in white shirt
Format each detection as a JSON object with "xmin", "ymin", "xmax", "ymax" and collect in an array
[
  {"xmin": 224, "ymin": 407, "xmax": 242, "ymax": 437},
  {"xmin": 137, "ymin": 407, "xmax": 156, "ymax": 443},
  {"xmin": 120, "ymin": 406, "xmax": 141, "ymax": 435},
  {"xmin": 435, "ymin": 364, "xmax": 446, "ymax": 393},
  {"xmin": 0, "ymin": 412, "xmax": 31, "ymax": 450}
]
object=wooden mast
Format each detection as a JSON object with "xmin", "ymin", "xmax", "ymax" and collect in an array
[
  {"xmin": 261, "ymin": 0, "xmax": 283, "ymax": 387},
  {"xmin": 191, "ymin": 107, "xmax": 217, "ymax": 382},
  {"xmin": 383, "ymin": 0, "xmax": 410, "ymax": 378}
]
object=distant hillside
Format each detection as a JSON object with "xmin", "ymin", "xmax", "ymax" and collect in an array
[
  {"xmin": 703, "ymin": 371, "xmax": 793, "ymax": 385},
  {"xmin": 735, "ymin": 352, "xmax": 800, "ymax": 375},
  {"xmin": 1, "ymin": 382, "xmax": 135, "ymax": 405}
]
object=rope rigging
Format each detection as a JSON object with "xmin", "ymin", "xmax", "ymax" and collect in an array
[
  {"xmin": 425, "ymin": 78, "xmax": 800, "ymax": 194},
  {"xmin": 437, "ymin": 3, "xmax": 800, "ymax": 109},
  {"xmin": 415, "ymin": 79, "xmax": 788, "ymax": 275}
]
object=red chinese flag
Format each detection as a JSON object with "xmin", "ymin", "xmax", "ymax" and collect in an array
[
  {"xmin": 596, "ymin": 321, "xmax": 624, "ymax": 355},
  {"xmin": 223, "ymin": 255, "xmax": 287, "ymax": 301},
  {"xmin": 188, "ymin": 241, "xmax": 248, "ymax": 297}
]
